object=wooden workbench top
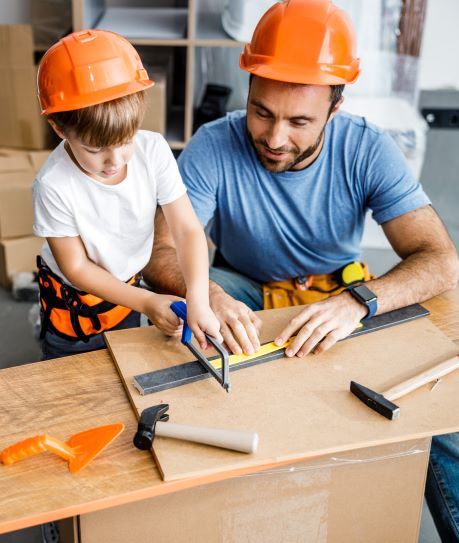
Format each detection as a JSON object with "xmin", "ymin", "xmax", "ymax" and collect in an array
[{"xmin": 0, "ymin": 288, "xmax": 458, "ymax": 533}]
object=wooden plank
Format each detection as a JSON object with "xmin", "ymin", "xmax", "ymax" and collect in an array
[{"xmin": 105, "ymin": 305, "xmax": 459, "ymax": 482}]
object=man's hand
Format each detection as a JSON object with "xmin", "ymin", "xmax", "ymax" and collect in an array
[
  {"xmin": 209, "ymin": 281, "xmax": 262, "ymax": 355},
  {"xmin": 274, "ymin": 292, "xmax": 367, "ymax": 357}
]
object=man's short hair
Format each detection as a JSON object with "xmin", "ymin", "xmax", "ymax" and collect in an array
[
  {"xmin": 48, "ymin": 91, "xmax": 146, "ymax": 147},
  {"xmin": 329, "ymin": 84, "xmax": 345, "ymax": 114}
]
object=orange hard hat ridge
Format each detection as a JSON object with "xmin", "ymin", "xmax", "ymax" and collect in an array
[
  {"xmin": 240, "ymin": 0, "xmax": 360, "ymax": 86},
  {"xmin": 37, "ymin": 29, "xmax": 154, "ymax": 115}
]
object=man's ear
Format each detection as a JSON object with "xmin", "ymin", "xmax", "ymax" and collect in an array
[
  {"xmin": 47, "ymin": 119, "xmax": 65, "ymax": 140},
  {"xmin": 328, "ymin": 96, "xmax": 344, "ymax": 122}
]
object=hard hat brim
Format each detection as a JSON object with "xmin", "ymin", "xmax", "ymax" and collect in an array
[
  {"xmin": 40, "ymin": 79, "xmax": 154, "ymax": 115},
  {"xmin": 240, "ymin": 53, "xmax": 360, "ymax": 86}
]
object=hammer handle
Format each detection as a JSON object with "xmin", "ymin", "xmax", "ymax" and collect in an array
[
  {"xmin": 155, "ymin": 421, "xmax": 258, "ymax": 454},
  {"xmin": 383, "ymin": 354, "xmax": 459, "ymax": 401}
]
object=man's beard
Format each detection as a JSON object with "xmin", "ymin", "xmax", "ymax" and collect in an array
[{"xmin": 247, "ymin": 125, "xmax": 326, "ymax": 173}]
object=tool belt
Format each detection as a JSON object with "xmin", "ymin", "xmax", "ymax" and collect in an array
[
  {"xmin": 263, "ymin": 261, "xmax": 374, "ymax": 309},
  {"xmin": 37, "ymin": 256, "xmax": 140, "ymax": 342}
]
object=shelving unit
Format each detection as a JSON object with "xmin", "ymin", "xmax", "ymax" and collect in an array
[{"xmin": 71, "ymin": 0, "xmax": 247, "ymax": 150}]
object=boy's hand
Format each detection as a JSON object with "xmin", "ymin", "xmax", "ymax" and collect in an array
[
  {"xmin": 145, "ymin": 293, "xmax": 184, "ymax": 336},
  {"xmin": 186, "ymin": 297, "xmax": 223, "ymax": 350}
]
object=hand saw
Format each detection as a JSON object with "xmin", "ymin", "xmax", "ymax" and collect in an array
[{"xmin": 170, "ymin": 301, "xmax": 230, "ymax": 392}]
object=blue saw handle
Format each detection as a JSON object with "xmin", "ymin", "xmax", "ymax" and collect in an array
[
  {"xmin": 170, "ymin": 301, "xmax": 231, "ymax": 392},
  {"xmin": 170, "ymin": 301, "xmax": 192, "ymax": 344}
]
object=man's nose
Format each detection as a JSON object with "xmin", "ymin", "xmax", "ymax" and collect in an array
[{"xmin": 264, "ymin": 122, "xmax": 288, "ymax": 150}]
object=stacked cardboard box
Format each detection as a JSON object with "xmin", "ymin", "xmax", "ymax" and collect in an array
[
  {"xmin": 0, "ymin": 148, "xmax": 49, "ymax": 288},
  {"xmin": 142, "ymin": 68, "xmax": 167, "ymax": 135},
  {"xmin": 0, "ymin": 24, "xmax": 54, "ymax": 288},
  {"xmin": 0, "ymin": 25, "xmax": 52, "ymax": 149}
]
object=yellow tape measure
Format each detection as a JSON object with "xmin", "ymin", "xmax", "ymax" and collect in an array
[{"xmin": 209, "ymin": 321, "xmax": 364, "ymax": 371}]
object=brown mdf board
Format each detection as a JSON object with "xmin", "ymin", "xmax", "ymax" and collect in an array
[{"xmin": 105, "ymin": 306, "xmax": 459, "ymax": 482}]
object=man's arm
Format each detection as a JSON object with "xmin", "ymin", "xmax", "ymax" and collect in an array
[
  {"xmin": 143, "ymin": 207, "xmax": 187, "ymax": 296},
  {"xmin": 367, "ymin": 205, "xmax": 458, "ymax": 311},
  {"xmin": 143, "ymin": 208, "xmax": 262, "ymax": 354},
  {"xmin": 275, "ymin": 205, "xmax": 459, "ymax": 357}
]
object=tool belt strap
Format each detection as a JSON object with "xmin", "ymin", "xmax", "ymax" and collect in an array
[
  {"xmin": 37, "ymin": 256, "xmax": 140, "ymax": 343},
  {"xmin": 263, "ymin": 261, "xmax": 374, "ymax": 309}
]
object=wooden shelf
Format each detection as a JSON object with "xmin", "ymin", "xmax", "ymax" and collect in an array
[
  {"xmin": 96, "ymin": 7, "xmax": 188, "ymax": 41},
  {"xmin": 166, "ymin": 107, "xmax": 186, "ymax": 150},
  {"xmin": 71, "ymin": 0, "xmax": 246, "ymax": 148}
]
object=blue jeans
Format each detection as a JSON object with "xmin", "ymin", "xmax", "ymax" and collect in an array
[
  {"xmin": 209, "ymin": 266, "xmax": 264, "ymax": 311},
  {"xmin": 41, "ymin": 310, "xmax": 141, "ymax": 360},
  {"xmin": 426, "ymin": 433, "xmax": 459, "ymax": 542}
]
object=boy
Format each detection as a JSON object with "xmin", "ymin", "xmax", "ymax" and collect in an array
[{"xmin": 33, "ymin": 29, "xmax": 221, "ymax": 359}]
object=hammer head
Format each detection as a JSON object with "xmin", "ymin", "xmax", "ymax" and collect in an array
[
  {"xmin": 350, "ymin": 381, "xmax": 400, "ymax": 420},
  {"xmin": 133, "ymin": 404, "xmax": 170, "ymax": 450}
]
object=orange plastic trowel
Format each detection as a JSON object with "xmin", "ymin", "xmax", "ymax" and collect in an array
[{"xmin": 0, "ymin": 423, "xmax": 124, "ymax": 473}]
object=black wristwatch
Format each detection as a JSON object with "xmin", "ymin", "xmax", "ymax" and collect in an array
[{"xmin": 346, "ymin": 284, "xmax": 377, "ymax": 320}]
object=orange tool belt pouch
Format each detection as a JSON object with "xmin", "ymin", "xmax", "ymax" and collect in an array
[
  {"xmin": 263, "ymin": 261, "xmax": 374, "ymax": 309},
  {"xmin": 37, "ymin": 256, "xmax": 140, "ymax": 343}
]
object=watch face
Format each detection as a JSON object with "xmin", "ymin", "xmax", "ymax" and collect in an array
[{"xmin": 353, "ymin": 284, "xmax": 377, "ymax": 303}]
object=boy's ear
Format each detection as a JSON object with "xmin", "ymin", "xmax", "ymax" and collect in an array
[{"xmin": 47, "ymin": 119, "xmax": 65, "ymax": 140}]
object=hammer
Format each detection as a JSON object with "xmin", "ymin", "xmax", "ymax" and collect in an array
[
  {"xmin": 350, "ymin": 354, "xmax": 459, "ymax": 420},
  {"xmin": 133, "ymin": 404, "xmax": 259, "ymax": 453}
]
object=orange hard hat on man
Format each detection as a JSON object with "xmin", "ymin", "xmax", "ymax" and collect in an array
[
  {"xmin": 240, "ymin": 0, "xmax": 360, "ymax": 85},
  {"xmin": 37, "ymin": 29, "xmax": 154, "ymax": 115}
]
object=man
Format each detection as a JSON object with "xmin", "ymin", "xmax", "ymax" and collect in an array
[
  {"xmin": 144, "ymin": 0, "xmax": 457, "ymax": 358},
  {"xmin": 144, "ymin": 2, "xmax": 458, "ymax": 539}
]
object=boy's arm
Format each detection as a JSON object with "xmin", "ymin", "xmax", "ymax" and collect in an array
[
  {"xmin": 143, "ymin": 207, "xmax": 187, "ymax": 296},
  {"xmin": 160, "ymin": 194, "xmax": 222, "ymax": 346},
  {"xmin": 159, "ymin": 196, "xmax": 208, "ymax": 298},
  {"xmin": 145, "ymin": 205, "xmax": 260, "ymax": 354},
  {"xmin": 47, "ymin": 236, "xmax": 181, "ymax": 335}
]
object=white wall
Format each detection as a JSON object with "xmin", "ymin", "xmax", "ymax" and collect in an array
[{"xmin": 418, "ymin": 0, "xmax": 459, "ymax": 90}]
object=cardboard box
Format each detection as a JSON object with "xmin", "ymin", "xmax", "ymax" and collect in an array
[
  {"xmin": 0, "ymin": 173, "xmax": 35, "ymax": 239},
  {"xmin": 79, "ymin": 438, "xmax": 430, "ymax": 543},
  {"xmin": 0, "ymin": 25, "xmax": 51, "ymax": 149},
  {"xmin": 0, "ymin": 148, "xmax": 51, "ymax": 239},
  {"xmin": 0, "ymin": 235, "xmax": 44, "ymax": 288},
  {"xmin": 142, "ymin": 70, "xmax": 167, "ymax": 135},
  {"xmin": 0, "ymin": 147, "xmax": 50, "ymax": 173}
]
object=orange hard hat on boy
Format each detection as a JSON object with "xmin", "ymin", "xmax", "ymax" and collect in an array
[
  {"xmin": 37, "ymin": 29, "xmax": 154, "ymax": 115},
  {"xmin": 240, "ymin": 0, "xmax": 360, "ymax": 85}
]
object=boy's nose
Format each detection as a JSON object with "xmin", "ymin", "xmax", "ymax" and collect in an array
[{"xmin": 105, "ymin": 150, "xmax": 123, "ymax": 167}]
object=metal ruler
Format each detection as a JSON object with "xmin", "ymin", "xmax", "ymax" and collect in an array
[{"xmin": 133, "ymin": 303, "xmax": 429, "ymax": 395}]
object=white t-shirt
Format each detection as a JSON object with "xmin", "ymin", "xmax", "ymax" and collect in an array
[{"xmin": 33, "ymin": 130, "xmax": 186, "ymax": 285}]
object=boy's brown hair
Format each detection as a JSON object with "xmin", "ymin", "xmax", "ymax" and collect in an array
[{"xmin": 47, "ymin": 91, "xmax": 146, "ymax": 147}]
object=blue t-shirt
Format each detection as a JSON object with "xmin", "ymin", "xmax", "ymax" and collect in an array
[{"xmin": 178, "ymin": 110, "xmax": 430, "ymax": 282}]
